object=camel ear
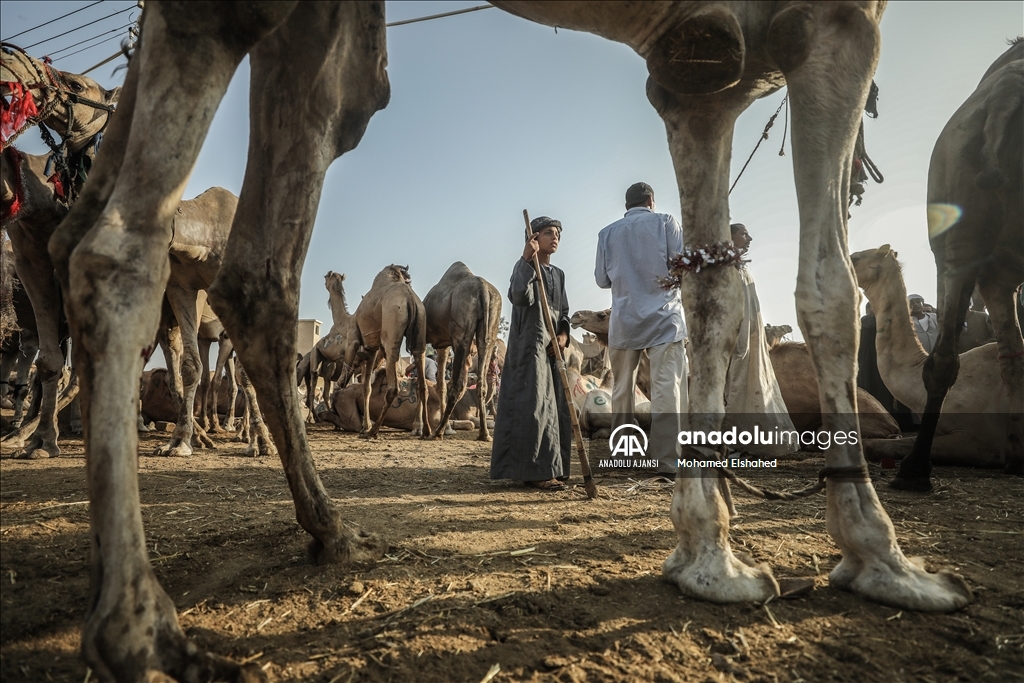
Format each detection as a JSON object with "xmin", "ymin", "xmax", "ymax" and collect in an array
[{"xmin": 878, "ymin": 244, "xmax": 891, "ymax": 255}]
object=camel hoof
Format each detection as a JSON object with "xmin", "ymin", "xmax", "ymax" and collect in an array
[
  {"xmin": 154, "ymin": 444, "xmax": 192, "ymax": 458},
  {"xmin": 308, "ymin": 528, "xmax": 388, "ymax": 565},
  {"xmin": 889, "ymin": 475, "xmax": 932, "ymax": 493},
  {"xmin": 22, "ymin": 448, "xmax": 55, "ymax": 460},
  {"xmin": 830, "ymin": 560, "xmax": 972, "ymax": 612},
  {"xmin": 476, "ymin": 434, "xmax": 492, "ymax": 443}
]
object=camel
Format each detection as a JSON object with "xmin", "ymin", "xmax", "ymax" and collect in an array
[
  {"xmin": 0, "ymin": 243, "xmax": 37, "ymax": 431},
  {"xmin": 315, "ymin": 266, "xmax": 431, "ymax": 439},
  {"xmin": 571, "ymin": 308, "xmax": 651, "ymax": 395},
  {"xmin": 301, "ymin": 270, "xmax": 353, "ymax": 420},
  {"xmin": 529, "ymin": 0, "xmax": 965, "ymax": 611},
  {"xmin": 891, "ymin": 39, "xmax": 1023, "ymax": 490},
  {"xmin": 45, "ymin": 3, "xmax": 971, "ymax": 679},
  {"xmin": 1, "ymin": 57, "xmax": 117, "ymax": 458},
  {"xmin": 579, "ymin": 332, "xmax": 612, "ymax": 379},
  {"xmin": 323, "ymin": 372, "xmax": 440, "ymax": 434},
  {"xmin": 765, "ymin": 324, "xmax": 793, "ymax": 348},
  {"xmin": 423, "ymin": 261, "xmax": 501, "ymax": 441},
  {"xmin": 852, "ymin": 245, "xmax": 1014, "ymax": 469}
]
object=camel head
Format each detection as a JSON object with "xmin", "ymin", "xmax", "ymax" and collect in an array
[
  {"xmin": 570, "ymin": 309, "xmax": 611, "ymax": 335},
  {"xmin": 850, "ymin": 244, "xmax": 900, "ymax": 290},
  {"xmin": 325, "ymin": 271, "xmax": 346, "ymax": 298},
  {"xmin": 1, "ymin": 49, "xmax": 119, "ymax": 153},
  {"xmin": 374, "ymin": 264, "xmax": 411, "ymax": 287},
  {"xmin": 764, "ymin": 324, "xmax": 793, "ymax": 349}
]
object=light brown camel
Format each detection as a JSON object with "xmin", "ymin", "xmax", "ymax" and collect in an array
[
  {"xmin": 571, "ymin": 308, "xmax": 650, "ymax": 395},
  {"xmin": 316, "ymin": 265, "xmax": 430, "ymax": 438},
  {"xmin": 301, "ymin": 270, "xmax": 351, "ymax": 421},
  {"xmin": 323, "ymin": 373, "xmax": 441, "ymax": 434},
  {"xmin": 46, "ymin": 3, "xmax": 969, "ymax": 679},
  {"xmin": 852, "ymin": 246, "xmax": 1013, "ymax": 468},
  {"xmin": 764, "ymin": 323, "xmax": 794, "ymax": 348},
  {"xmin": 891, "ymin": 39, "xmax": 1023, "ymax": 490},
  {"xmin": 423, "ymin": 261, "xmax": 501, "ymax": 441}
]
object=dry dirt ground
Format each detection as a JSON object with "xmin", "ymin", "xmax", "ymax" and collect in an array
[{"xmin": 1, "ymin": 423, "xmax": 1022, "ymax": 682}]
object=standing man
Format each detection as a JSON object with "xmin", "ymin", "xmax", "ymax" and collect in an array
[
  {"xmin": 596, "ymin": 182, "xmax": 687, "ymax": 472},
  {"xmin": 909, "ymin": 294, "xmax": 939, "ymax": 353}
]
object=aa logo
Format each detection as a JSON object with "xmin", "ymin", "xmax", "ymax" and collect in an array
[{"xmin": 608, "ymin": 424, "xmax": 648, "ymax": 458}]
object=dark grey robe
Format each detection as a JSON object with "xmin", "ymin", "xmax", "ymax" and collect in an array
[{"xmin": 490, "ymin": 258, "xmax": 572, "ymax": 481}]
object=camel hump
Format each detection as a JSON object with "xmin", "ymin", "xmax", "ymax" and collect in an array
[{"xmin": 974, "ymin": 57, "xmax": 1024, "ymax": 190}]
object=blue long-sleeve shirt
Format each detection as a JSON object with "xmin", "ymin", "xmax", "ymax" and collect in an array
[{"xmin": 595, "ymin": 207, "xmax": 686, "ymax": 349}]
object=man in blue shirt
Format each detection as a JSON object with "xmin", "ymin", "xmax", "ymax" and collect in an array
[{"xmin": 595, "ymin": 182, "xmax": 688, "ymax": 472}]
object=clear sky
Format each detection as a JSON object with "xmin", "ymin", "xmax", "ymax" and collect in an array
[{"xmin": 3, "ymin": 1, "xmax": 1022, "ymax": 362}]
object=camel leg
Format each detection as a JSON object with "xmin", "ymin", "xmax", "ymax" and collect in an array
[
  {"xmin": 210, "ymin": 335, "xmax": 234, "ymax": 432},
  {"xmin": 475, "ymin": 332, "xmax": 495, "ymax": 442},
  {"xmin": 3, "ymin": 249, "xmax": 63, "ymax": 458},
  {"xmin": 237, "ymin": 362, "xmax": 276, "ymax": 457},
  {"xmin": 306, "ymin": 347, "xmax": 321, "ymax": 422},
  {"xmin": 431, "ymin": 346, "xmax": 450, "ymax": 438},
  {"xmin": 10, "ymin": 331, "xmax": 37, "ymax": 429},
  {"xmin": 650, "ymin": 75, "xmax": 773, "ymax": 603},
  {"xmin": 48, "ymin": 4, "xmax": 292, "ymax": 680},
  {"xmin": 892, "ymin": 274, "xmax": 974, "ymax": 490},
  {"xmin": 223, "ymin": 353, "xmax": 238, "ymax": 431},
  {"xmin": 366, "ymin": 347, "xmax": 403, "ymax": 439},
  {"xmin": 198, "ymin": 335, "xmax": 213, "ymax": 432},
  {"xmin": 360, "ymin": 352, "xmax": 381, "ymax": 434},
  {"xmin": 436, "ymin": 343, "xmax": 470, "ymax": 440},
  {"xmin": 413, "ymin": 350, "xmax": 432, "ymax": 438},
  {"xmin": 207, "ymin": 2, "xmax": 389, "ymax": 565},
  {"xmin": 978, "ymin": 279, "xmax": 1024, "ymax": 474},
  {"xmin": 157, "ymin": 286, "xmax": 207, "ymax": 456},
  {"xmin": 775, "ymin": 3, "xmax": 971, "ymax": 610}
]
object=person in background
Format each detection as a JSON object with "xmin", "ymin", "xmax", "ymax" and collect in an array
[{"xmin": 490, "ymin": 216, "xmax": 571, "ymax": 491}]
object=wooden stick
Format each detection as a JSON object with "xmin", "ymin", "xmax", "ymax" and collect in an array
[{"xmin": 522, "ymin": 209, "xmax": 597, "ymax": 499}]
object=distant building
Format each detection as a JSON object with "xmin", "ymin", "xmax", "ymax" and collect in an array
[{"xmin": 296, "ymin": 319, "xmax": 322, "ymax": 357}]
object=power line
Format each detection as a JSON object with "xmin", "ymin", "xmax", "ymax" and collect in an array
[
  {"xmin": 1, "ymin": 0, "xmax": 105, "ymax": 42},
  {"xmin": 46, "ymin": 22, "xmax": 131, "ymax": 58},
  {"xmin": 387, "ymin": 4, "xmax": 492, "ymax": 28},
  {"xmin": 21, "ymin": 5, "xmax": 136, "ymax": 51},
  {"xmin": 54, "ymin": 30, "xmax": 129, "ymax": 63}
]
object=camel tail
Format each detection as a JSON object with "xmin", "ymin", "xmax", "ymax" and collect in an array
[
  {"xmin": 405, "ymin": 300, "xmax": 426, "ymax": 356},
  {"xmin": 975, "ymin": 63, "xmax": 1024, "ymax": 190}
]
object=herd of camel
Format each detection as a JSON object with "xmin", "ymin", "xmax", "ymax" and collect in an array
[{"xmin": 0, "ymin": 2, "xmax": 1021, "ymax": 681}]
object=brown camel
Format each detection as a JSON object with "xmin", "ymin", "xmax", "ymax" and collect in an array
[
  {"xmin": 571, "ymin": 308, "xmax": 650, "ymax": 395},
  {"xmin": 301, "ymin": 270, "xmax": 351, "ymax": 421},
  {"xmin": 1, "ymin": 56, "xmax": 117, "ymax": 458},
  {"xmin": 852, "ymin": 245, "xmax": 1014, "ymax": 469},
  {"xmin": 423, "ymin": 261, "xmax": 501, "ymax": 441},
  {"xmin": 891, "ymin": 39, "xmax": 1023, "ymax": 490},
  {"xmin": 323, "ymin": 372, "xmax": 441, "ymax": 434},
  {"xmin": 46, "ymin": 3, "xmax": 971, "ymax": 678},
  {"xmin": 316, "ymin": 265, "xmax": 431, "ymax": 438}
]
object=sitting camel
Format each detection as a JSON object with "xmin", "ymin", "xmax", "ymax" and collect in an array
[
  {"xmin": 316, "ymin": 265, "xmax": 431, "ymax": 439},
  {"xmin": 423, "ymin": 261, "xmax": 501, "ymax": 441},
  {"xmin": 47, "ymin": 3, "xmax": 970, "ymax": 679},
  {"xmin": 322, "ymin": 372, "xmax": 440, "ymax": 435},
  {"xmin": 571, "ymin": 308, "xmax": 650, "ymax": 396},
  {"xmin": 1, "ymin": 54, "xmax": 118, "ymax": 459},
  {"xmin": 892, "ymin": 39, "xmax": 1023, "ymax": 490},
  {"xmin": 852, "ymin": 246, "xmax": 1014, "ymax": 469}
]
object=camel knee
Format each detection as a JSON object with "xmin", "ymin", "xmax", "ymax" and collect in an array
[{"xmin": 922, "ymin": 351, "xmax": 959, "ymax": 395}]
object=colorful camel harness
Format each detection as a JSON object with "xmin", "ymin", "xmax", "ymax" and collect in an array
[{"xmin": 1, "ymin": 43, "xmax": 115, "ymax": 216}]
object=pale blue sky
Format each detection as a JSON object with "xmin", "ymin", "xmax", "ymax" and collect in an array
[{"xmin": 3, "ymin": 1, "xmax": 1022, "ymax": 360}]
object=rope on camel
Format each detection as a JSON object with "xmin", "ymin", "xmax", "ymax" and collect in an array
[{"xmin": 716, "ymin": 464, "xmax": 872, "ymax": 501}]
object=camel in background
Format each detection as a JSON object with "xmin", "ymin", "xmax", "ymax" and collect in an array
[
  {"xmin": 893, "ymin": 39, "xmax": 1023, "ymax": 490},
  {"xmin": 852, "ymin": 246, "xmax": 1013, "ymax": 469},
  {"xmin": 316, "ymin": 265, "xmax": 431, "ymax": 438},
  {"xmin": 44, "ymin": 3, "xmax": 971, "ymax": 679},
  {"xmin": 423, "ymin": 262, "xmax": 501, "ymax": 441}
]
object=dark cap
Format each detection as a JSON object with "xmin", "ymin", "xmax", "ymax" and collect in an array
[
  {"xmin": 625, "ymin": 182, "xmax": 654, "ymax": 207},
  {"xmin": 530, "ymin": 216, "xmax": 562, "ymax": 233},
  {"xmin": 730, "ymin": 223, "xmax": 746, "ymax": 234}
]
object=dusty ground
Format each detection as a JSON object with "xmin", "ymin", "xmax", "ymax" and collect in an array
[{"xmin": 1, "ymin": 423, "xmax": 1022, "ymax": 683}]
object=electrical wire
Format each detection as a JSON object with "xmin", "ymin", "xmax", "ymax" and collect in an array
[
  {"xmin": 21, "ymin": 5, "xmax": 135, "ymax": 51},
  {"xmin": 45, "ymin": 22, "xmax": 131, "ymax": 58},
  {"xmin": 54, "ymin": 30, "xmax": 129, "ymax": 63},
  {"xmin": 1, "ymin": 0, "xmax": 104, "ymax": 42}
]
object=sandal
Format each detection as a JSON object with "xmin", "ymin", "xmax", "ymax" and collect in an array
[{"xmin": 525, "ymin": 479, "xmax": 566, "ymax": 491}]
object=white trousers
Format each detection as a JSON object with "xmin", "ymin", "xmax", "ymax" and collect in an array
[{"xmin": 609, "ymin": 340, "xmax": 688, "ymax": 471}]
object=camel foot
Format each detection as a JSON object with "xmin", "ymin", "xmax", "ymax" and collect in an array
[
  {"xmin": 889, "ymin": 475, "xmax": 933, "ymax": 493},
  {"xmin": 154, "ymin": 439, "xmax": 193, "ymax": 458},
  {"xmin": 476, "ymin": 433, "xmax": 492, "ymax": 443},
  {"xmin": 830, "ymin": 555, "xmax": 972, "ymax": 612},
  {"xmin": 84, "ymin": 568, "xmax": 266, "ymax": 683},
  {"xmin": 663, "ymin": 476, "xmax": 780, "ymax": 603},
  {"xmin": 307, "ymin": 526, "xmax": 387, "ymax": 565},
  {"xmin": 11, "ymin": 436, "xmax": 60, "ymax": 460},
  {"xmin": 828, "ymin": 481, "xmax": 972, "ymax": 611}
]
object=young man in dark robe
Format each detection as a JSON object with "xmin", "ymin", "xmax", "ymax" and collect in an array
[{"xmin": 490, "ymin": 216, "xmax": 572, "ymax": 491}]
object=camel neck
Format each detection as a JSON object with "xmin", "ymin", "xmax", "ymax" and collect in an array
[
  {"xmin": 327, "ymin": 290, "xmax": 349, "ymax": 326},
  {"xmin": 860, "ymin": 266, "xmax": 929, "ymax": 411}
]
